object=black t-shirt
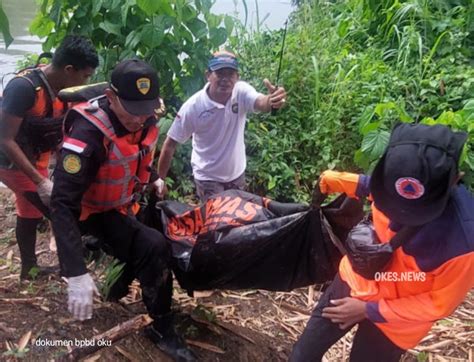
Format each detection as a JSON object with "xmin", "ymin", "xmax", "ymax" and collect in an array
[
  {"xmin": 0, "ymin": 75, "xmax": 38, "ymax": 167},
  {"xmin": 1, "ymin": 76, "xmax": 37, "ymax": 117}
]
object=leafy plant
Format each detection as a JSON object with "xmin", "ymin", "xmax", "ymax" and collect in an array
[
  {"xmin": 229, "ymin": 0, "xmax": 472, "ymax": 201},
  {"xmin": 99, "ymin": 258, "xmax": 126, "ymax": 300},
  {"xmin": 16, "ymin": 52, "xmax": 52, "ymax": 71},
  {"xmin": 355, "ymin": 100, "xmax": 413, "ymax": 171},
  {"xmin": 355, "ymin": 99, "xmax": 474, "ymax": 189},
  {"xmin": 2, "ymin": 346, "xmax": 30, "ymax": 359},
  {"xmin": 185, "ymin": 324, "xmax": 199, "ymax": 338},
  {"xmin": 0, "ymin": 2, "xmax": 13, "ymax": 48},
  {"xmin": 416, "ymin": 351, "xmax": 429, "ymax": 362},
  {"xmin": 192, "ymin": 304, "xmax": 217, "ymax": 323},
  {"xmin": 45, "ymin": 282, "xmax": 62, "ymax": 295},
  {"xmin": 29, "ymin": 0, "xmax": 235, "ymax": 103},
  {"xmin": 26, "ymin": 266, "xmax": 40, "ymax": 280},
  {"xmin": 421, "ymin": 100, "xmax": 474, "ymax": 188},
  {"xmin": 3, "ymin": 331, "xmax": 32, "ymax": 359}
]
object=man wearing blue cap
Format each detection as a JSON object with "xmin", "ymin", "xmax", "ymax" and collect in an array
[{"xmin": 155, "ymin": 50, "xmax": 287, "ymax": 202}]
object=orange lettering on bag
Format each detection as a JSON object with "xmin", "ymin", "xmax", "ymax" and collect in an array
[
  {"xmin": 194, "ymin": 208, "xmax": 204, "ymax": 233},
  {"xmin": 235, "ymin": 202, "xmax": 258, "ymax": 221},
  {"xmin": 167, "ymin": 218, "xmax": 190, "ymax": 238},
  {"xmin": 183, "ymin": 215, "xmax": 195, "ymax": 235},
  {"xmin": 220, "ymin": 197, "xmax": 242, "ymax": 216},
  {"xmin": 167, "ymin": 220, "xmax": 179, "ymax": 236},
  {"xmin": 208, "ymin": 196, "xmax": 231, "ymax": 217}
]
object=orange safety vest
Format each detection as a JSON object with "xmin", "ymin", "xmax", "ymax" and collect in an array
[
  {"xmin": 339, "ymin": 197, "xmax": 473, "ymax": 350},
  {"xmin": 15, "ymin": 67, "xmax": 67, "ymax": 169},
  {"xmin": 69, "ymin": 101, "xmax": 158, "ymax": 219},
  {"xmin": 320, "ymin": 173, "xmax": 474, "ymax": 350}
]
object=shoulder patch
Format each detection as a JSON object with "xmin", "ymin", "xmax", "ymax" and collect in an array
[
  {"xmin": 63, "ymin": 137, "xmax": 87, "ymax": 154},
  {"xmin": 63, "ymin": 154, "xmax": 82, "ymax": 174}
]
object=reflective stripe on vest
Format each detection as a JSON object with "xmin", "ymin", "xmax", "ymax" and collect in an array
[{"xmin": 70, "ymin": 101, "xmax": 158, "ymax": 212}]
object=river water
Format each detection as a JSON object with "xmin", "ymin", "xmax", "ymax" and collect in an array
[{"xmin": 0, "ymin": 0, "xmax": 40, "ymax": 86}]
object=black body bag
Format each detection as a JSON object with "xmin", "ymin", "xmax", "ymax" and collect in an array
[
  {"xmin": 345, "ymin": 220, "xmax": 420, "ymax": 280},
  {"xmin": 142, "ymin": 190, "xmax": 364, "ymax": 293}
]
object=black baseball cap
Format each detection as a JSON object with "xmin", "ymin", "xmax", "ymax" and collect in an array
[
  {"xmin": 110, "ymin": 59, "xmax": 160, "ymax": 116},
  {"xmin": 370, "ymin": 123, "xmax": 467, "ymax": 226}
]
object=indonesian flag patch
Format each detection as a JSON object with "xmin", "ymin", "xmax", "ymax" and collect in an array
[{"xmin": 62, "ymin": 137, "xmax": 87, "ymax": 154}]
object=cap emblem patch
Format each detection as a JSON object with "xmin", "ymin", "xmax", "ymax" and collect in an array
[
  {"xmin": 136, "ymin": 78, "xmax": 151, "ymax": 95},
  {"xmin": 395, "ymin": 177, "xmax": 425, "ymax": 199}
]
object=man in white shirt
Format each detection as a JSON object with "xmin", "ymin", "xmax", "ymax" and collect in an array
[{"xmin": 156, "ymin": 50, "xmax": 287, "ymax": 201}]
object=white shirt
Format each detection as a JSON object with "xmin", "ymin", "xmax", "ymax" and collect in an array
[{"xmin": 167, "ymin": 81, "xmax": 261, "ymax": 182}]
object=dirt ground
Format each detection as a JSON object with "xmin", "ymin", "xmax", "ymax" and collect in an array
[{"xmin": 0, "ymin": 187, "xmax": 472, "ymax": 361}]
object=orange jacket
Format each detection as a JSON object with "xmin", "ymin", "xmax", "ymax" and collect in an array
[
  {"xmin": 69, "ymin": 103, "xmax": 158, "ymax": 219},
  {"xmin": 16, "ymin": 67, "xmax": 67, "ymax": 169},
  {"xmin": 335, "ymin": 173, "xmax": 474, "ymax": 349}
]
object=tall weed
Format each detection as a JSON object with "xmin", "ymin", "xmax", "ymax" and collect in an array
[{"xmin": 231, "ymin": 0, "xmax": 473, "ymax": 200}]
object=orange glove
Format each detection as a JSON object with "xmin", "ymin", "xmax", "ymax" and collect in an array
[{"xmin": 319, "ymin": 170, "xmax": 360, "ymax": 198}]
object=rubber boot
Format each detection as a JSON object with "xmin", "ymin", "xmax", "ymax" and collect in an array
[
  {"xmin": 145, "ymin": 312, "xmax": 197, "ymax": 362},
  {"xmin": 17, "ymin": 216, "xmax": 39, "ymax": 279},
  {"xmin": 17, "ymin": 217, "xmax": 56, "ymax": 280}
]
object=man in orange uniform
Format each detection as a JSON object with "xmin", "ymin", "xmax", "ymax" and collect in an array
[
  {"xmin": 290, "ymin": 123, "xmax": 473, "ymax": 361},
  {"xmin": 50, "ymin": 60, "xmax": 196, "ymax": 361},
  {"xmin": 0, "ymin": 35, "xmax": 98, "ymax": 279}
]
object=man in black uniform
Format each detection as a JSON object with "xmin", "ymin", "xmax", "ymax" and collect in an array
[
  {"xmin": 0, "ymin": 35, "xmax": 98, "ymax": 279},
  {"xmin": 50, "ymin": 59, "xmax": 196, "ymax": 361}
]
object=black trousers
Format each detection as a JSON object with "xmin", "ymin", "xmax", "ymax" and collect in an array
[
  {"xmin": 290, "ymin": 274, "xmax": 405, "ymax": 362},
  {"xmin": 81, "ymin": 210, "xmax": 173, "ymax": 319}
]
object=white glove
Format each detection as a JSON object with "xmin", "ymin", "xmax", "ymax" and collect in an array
[
  {"xmin": 153, "ymin": 178, "xmax": 165, "ymax": 195},
  {"xmin": 37, "ymin": 178, "xmax": 53, "ymax": 208},
  {"xmin": 67, "ymin": 273, "xmax": 99, "ymax": 321}
]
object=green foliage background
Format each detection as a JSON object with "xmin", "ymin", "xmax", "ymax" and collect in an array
[
  {"xmin": 3, "ymin": 0, "xmax": 472, "ymax": 201},
  {"xmin": 0, "ymin": 2, "xmax": 14, "ymax": 48},
  {"xmin": 29, "ymin": 0, "xmax": 234, "ymax": 102},
  {"xmin": 232, "ymin": 0, "xmax": 473, "ymax": 201}
]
